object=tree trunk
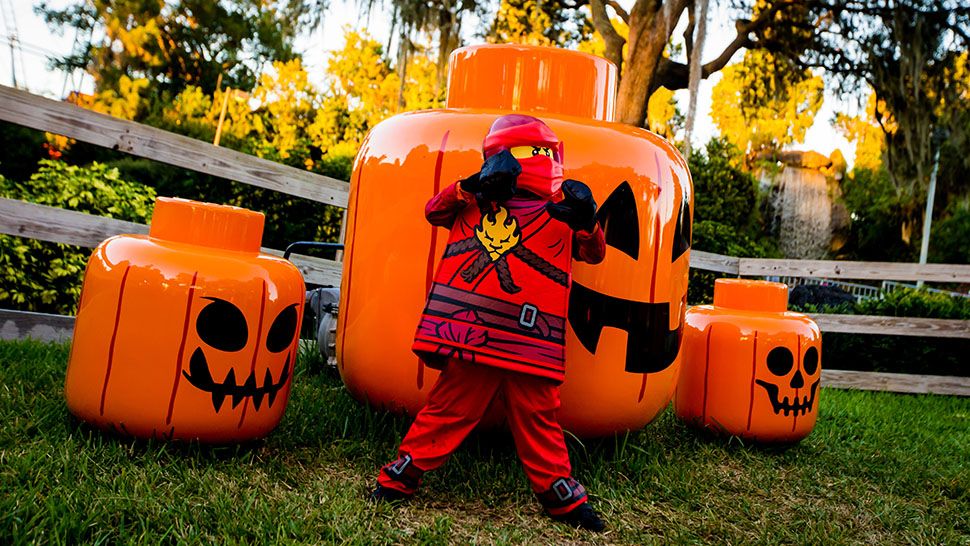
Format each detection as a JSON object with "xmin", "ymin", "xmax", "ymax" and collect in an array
[{"xmin": 615, "ymin": 5, "xmax": 673, "ymax": 127}]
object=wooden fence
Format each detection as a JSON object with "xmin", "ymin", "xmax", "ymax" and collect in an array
[{"xmin": 1, "ymin": 85, "xmax": 968, "ymax": 396}]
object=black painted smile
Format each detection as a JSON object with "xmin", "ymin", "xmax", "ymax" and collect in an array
[
  {"xmin": 183, "ymin": 347, "xmax": 290, "ymax": 412},
  {"xmin": 754, "ymin": 379, "xmax": 820, "ymax": 416}
]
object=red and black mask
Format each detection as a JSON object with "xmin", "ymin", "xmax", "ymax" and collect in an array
[{"xmin": 482, "ymin": 114, "xmax": 564, "ymax": 199}]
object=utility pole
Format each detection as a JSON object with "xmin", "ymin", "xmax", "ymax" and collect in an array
[{"xmin": 917, "ymin": 129, "xmax": 945, "ymax": 288}]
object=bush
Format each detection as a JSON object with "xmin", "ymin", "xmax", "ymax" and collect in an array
[
  {"xmin": 688, "ymin": 220, "xmax": 776, "ymax": 304},
  {"xmin": 686, "ymin": 138, "xmax": 778, "ymax": 304},
  {"xmin": 0, "ymin": 160, "xmax": 156, "ymax": 314},
  {"xmin": 792, "ymin": 288, "xmax": 970, "ymax": 376},
  {"xmin": 929, "ymin": 199, "xmax": 970, "ymax": 264},
  {"xmin": 688, "ymin": 138, "xmax": 761, "ymax": 230},
  {"xmin": 838, "ymin": 167, "xmax": 916, "ymax": 261}
]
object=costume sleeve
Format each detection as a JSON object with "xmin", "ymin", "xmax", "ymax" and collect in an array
[
  {"xmin": 573, "ymin": 223, "xmax": 606, "ymax": 264},
  {"xmin": 425, "ymin": 181, "xmax": 472, "ymax": 229}
]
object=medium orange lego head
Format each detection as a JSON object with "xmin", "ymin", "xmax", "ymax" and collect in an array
[{"xmin": 65, "ymin": 198, "xmax": 305, "ymax": 442}]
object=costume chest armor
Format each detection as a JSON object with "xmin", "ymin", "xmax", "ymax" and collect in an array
[{"xmin": 413, "ymin": 195, "xmax": 573, "ymax": 381}]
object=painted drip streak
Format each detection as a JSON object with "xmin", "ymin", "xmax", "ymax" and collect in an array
[
  {"xmin": 701, "ymin": 325, "xmax": 713, "ymax": 423},
  {"xmin": 238, "ymin": 279, "xmax": 268, "ymax": 428},
  {"xmin": 166, "ymin": 271, "xmax": 199, "ymax": 424},
  {"xmin": 99, "ymin": 265, "xmax": 131, "ymax": 416},
  {"xmin": 746, "ymin": 331, "xmax": 759, "ymax": 431},
  {"xmin": 650, "ymin": 215, "xmax": 661, "ymax": 301},
  {"xmin": 793, "ymin": 336, "xmax": 801, "ymax": 432}
]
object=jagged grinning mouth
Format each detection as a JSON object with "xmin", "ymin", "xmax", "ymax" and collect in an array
[
  {"xmin": 182, "ymin": 347, "xmax": 290, "ymax": 412},
  {"xmin": 754, "ymin": 379, "xmax": 820, "ymax": 416}
]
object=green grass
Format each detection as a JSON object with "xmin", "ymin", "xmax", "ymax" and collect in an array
[{"xmin": 1, "ymin": 339, "xmax": 968, "ymax": 545}]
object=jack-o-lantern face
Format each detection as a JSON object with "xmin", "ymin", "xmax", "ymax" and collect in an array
[
  {"xmin": 183, "ymin": 297, "xmax": 298, "ymax": 413},
  {"xmin": 756, "ymin": 346, "xmax": 820, "ymax": 417},
  {"xmin": 65, "ymin": 198, "xmax": 305, "ymax": 443},
  {"xmin": 568, "ymin": 180, "xmax": 690, "ymax": 374},
  {"xmin": 675, "ymin": 279, "xmax": 822, "ymax": 443}
]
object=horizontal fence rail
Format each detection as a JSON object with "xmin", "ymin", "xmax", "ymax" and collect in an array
[
  {"xmin": 0, "ymin": 309, "xmax": 74, "ymax": 343},
  {"xmin": 2, "ymin": 197, "xmax": 967, "ymax": 339},
  {"xmin": 0, "ymin": 86, "xmax": 349, "ymax": 208},
  {"xmin": 822, "ymin": 369, "xmax": 970, "ymax": 397},
  {"xmin": 692, "ymin": 251, "xmax": 970, "ymax": 283},
  {"xmin": 809, "ymin": 314, "xmax": 970, "ymax": 339},
  {"xmin": 738, "ymin": 258, "xmax": 970, "ymax": 283},
  {"xmin": 0, "ymin": 198, "xmax": 341, "ymax": 287}
]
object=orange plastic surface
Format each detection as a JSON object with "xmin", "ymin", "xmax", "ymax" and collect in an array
[
  {"xmin": 337, "ymin": 44, "xmax": 693, "ymax": 437},
  {"xmin": 674, "ymin": 280, "xmax": 822, "ymax": 443},
  {"xmin": 447, "ymin": 45, "xmax": 618, "ymax": 122},
  {"xmin": 65, "ymin": 198, "xmax": 305, "ymax": 442}
]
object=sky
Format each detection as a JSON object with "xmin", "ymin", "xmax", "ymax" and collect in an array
[{"xmin": 3, "ymin": 0, "xmax": 856, "ymax": 166}]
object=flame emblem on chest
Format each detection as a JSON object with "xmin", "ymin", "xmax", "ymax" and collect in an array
[{"xmin": 475, "ymin": 206, "xmax": 521, "ymax": 261}]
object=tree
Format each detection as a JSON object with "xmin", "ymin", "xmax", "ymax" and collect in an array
[
  {"xmin": 358, "ymin": 0, "xmax": 478, "ymax": 107},
  {"xmin": 711, "ymin": 49, "xmax": 823, "ymax": 158},
  {"xmin": 39, "ymin": 0, "xmax": 307, "ymax": 97},
  {"xmin": 578, "ymin": 19, "xmax": 682, "ymax": 138},
  {"xmin": 585, "ymin": 0, "xmax": 815, "ymax": 126},
  {"xmin": 806, "ymin": 1, "xmax": 970, "ymax": 231},
  {"xmin": 835, "ymin": 93, "xmax": 886, "ymax": 173},
  {"xmin": 487, "ymin": 0, "xmax": 592, "ymax": 46}
]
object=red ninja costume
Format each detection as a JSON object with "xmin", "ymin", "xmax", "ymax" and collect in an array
[{"xmin": 378, "ymin": 114, "xmax": 606, "ymax": 517}]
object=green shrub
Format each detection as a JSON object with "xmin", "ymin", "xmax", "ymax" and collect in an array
[
  {"xmin": 688, "ymin": 220, "xmax": 776, "ymax": 304},
  {"xmin": 793, "ymin": 288, "xmax": 970, "ymax": 376},
  {"xmin": 0, "ymin": 160, "xmax": 156, "ymax": 314},
  {"xmin": 929, "ymin": 199, "xmax": 970, "ymax": 264},
  {"xmin": 688, "ymin": 138, "xmax": 762, "ymax": 230}
]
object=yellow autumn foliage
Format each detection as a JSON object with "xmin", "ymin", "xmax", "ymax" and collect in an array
[{"xmin": 711, "ymin": 50, "xmax": 823, "ymax": 156}]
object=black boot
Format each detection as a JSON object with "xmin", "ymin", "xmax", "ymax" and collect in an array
[
  {"xmin": 369, "ymin": 484, "xmax": 413, "ymax": 504},
  {"xmin": 538, "ymin": 477, "xmax": 606, "ymax": 532},
  {"xmin": 550, "ymin": 502, "xmax": 606, "ymax": 532},
  {"xmin": 371, "ymin": 453, "xmax": 423, "ymax": 504}
]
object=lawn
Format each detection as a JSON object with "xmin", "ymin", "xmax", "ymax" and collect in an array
[{"xmin": 1, "ymin": 339, "xmax": 967, "ymax": 545}]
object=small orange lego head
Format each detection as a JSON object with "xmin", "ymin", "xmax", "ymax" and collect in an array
[
  {"xmin": 674, "ymin": 279, "xmax": 821, "ymax": 442},
  {"xmin": 65, "ymin": 198, "xmax": 305, "ymax": 442}
]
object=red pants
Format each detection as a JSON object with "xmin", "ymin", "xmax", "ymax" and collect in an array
[{"xmin": 378, "ymin": 359, "xmax": 587, "ymax": 515}]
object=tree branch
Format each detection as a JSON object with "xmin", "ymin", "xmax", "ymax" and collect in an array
[
  {"xmin": 683, "ymin": 0, "xmax": 695, "ymax": 62},
  {"xmin": 589, "ymin": 0, "xmax": 626, "ymax": 73},
  {"xmin": 604, "ymin": 0, "xmax": 630, "ymax": 24},
  {"xmin": 654, "ymin": 1, "xmax": 805, "ymax": 90}
]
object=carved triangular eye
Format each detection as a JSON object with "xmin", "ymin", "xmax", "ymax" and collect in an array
[
  {"xmin": 595, "ymin": 181, "xmax": 639, "ymax": 259},
  {"xmin": 671, "ymin": 197, "xmax": 691, "ymax": 262}
]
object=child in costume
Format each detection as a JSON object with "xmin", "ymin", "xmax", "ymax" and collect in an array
[{"xmin": 371, "ymin": 114, "xmax": 607, "ymax": 531}]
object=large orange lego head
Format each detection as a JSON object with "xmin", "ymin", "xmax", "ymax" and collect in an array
[
  {"xmin": 483, "ymin": 114, "xmax": 564, "ymax": 198},
  {"xmin": 65, "ymin": 198, "xmax": 305, "ymax": 442},
  {"xmin": 338, "ymin": 44, "xmax": 693, "ymax": 437}
]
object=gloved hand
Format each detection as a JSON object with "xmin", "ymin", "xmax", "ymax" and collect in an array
[
  {"xmin": 461, "ymin": 150, "xmax": 520, "ymax": 203},
  {"xmin": 546, "ymin": 179, "xmax": 597, "ymax": 232}
]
